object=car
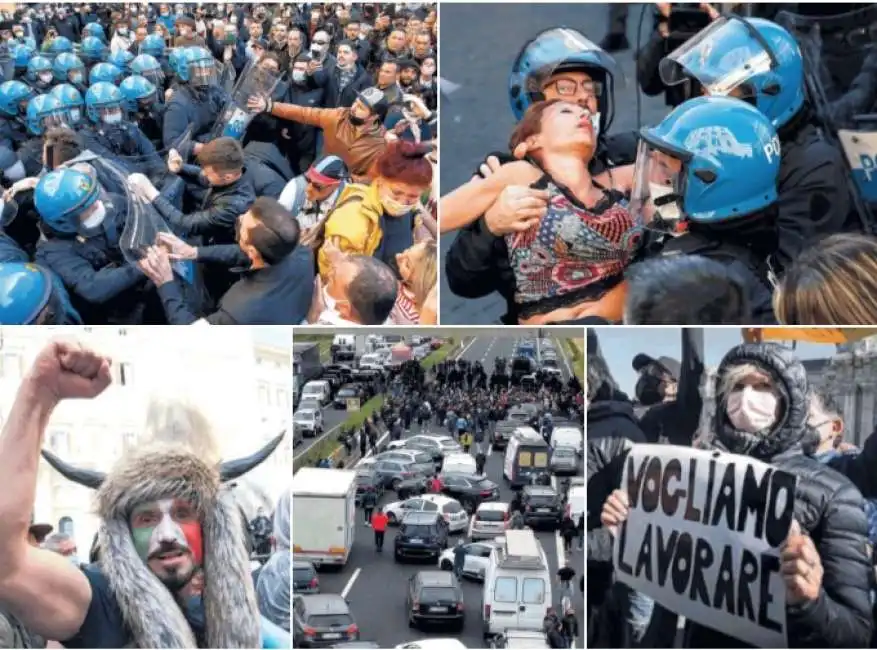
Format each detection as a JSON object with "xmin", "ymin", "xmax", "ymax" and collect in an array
[
  {"xmin": 354, "ymin": 468, "xmax": 384, "ymax": 505},
  {"xmin": 293, "ymin": 560, "xmax": 320, "ymax": 594},
  {"xmin": 406, "ymin": 570, "xmax": 465, "ymax": 630},
  {"xmin": 413, "ymin": 344, "xmax": 432, "ymax": 361},
  {"xmin": 549, "ymin": 446, "xmax": 579, "ymax": 475},
  {"xmin": 333, "ymin": 384, "xmax": 365, "ymax": 409},
  {"xmin": 438, "ymin": 540, "xmax": 500, "ymax": 581},
  {"xmin": 395, "ymin": 640, "xmax": 468, "ymax": 649},
  {"xmin": 489, "ymin": 629, "xmax": 551, "ymax": 648},
  {"xmin": 375, "ymin": 449, "xmax": 436, "ymax": 477},
  {"xmin": 394, "ymin": 511, "xmax": 449, "ymax": 562},
  {"xmin": 371, "ymin": 458, "xmax": 430, "ymax": 491},
  {"xmin": 506, "ymin": 406, "xmax": 535, "ymax": 425},
  {"xmin": 384, "ymin": 494, "xmax": 469, "ymax": 532},
  {"xmin": 323, "ymin": 364, "xmax": 354, "ymax": 384},
  {"xmin": 541, "ymin": 365, "xmax": 563, "ymax": 379},
  {"xmin": 299, "ymin": 397, "xmax": 322, "ymax": 413},
  {"xmin": 329, "ymin": 643, "xmax": 382, "ymax": 649},
  {"xmin": 491, "ymin": 421, "xmax": 519, "ymax": 450},
  {"xmin": 404, "ymin": 435, "xmax": 463, "ymax": 464},
  {"xmin": 521, "ymin": 485, "xmax": 563, "ymax": 529},
  {"xmin": 469, "ymin": 502, "xmax": 511, "ymax": 539},
  {"xmin": 301, "ymin": 380, "xmax": 332, "ymax": 405},
  {"xmin": 294, "ymin": 409, "xmax": 323, "ymax": 438},
  {"xmin": 439, "ymin": 472, "xmax": 500, "ymax": 512},
  {"xmin": 292, "ymin": 594, "xmax": 360, "ymax": 648}
]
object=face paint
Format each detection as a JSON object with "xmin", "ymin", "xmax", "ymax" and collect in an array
[{"xmin": 131, "ymin": 498, "xmax": 203, "ymax": 567}]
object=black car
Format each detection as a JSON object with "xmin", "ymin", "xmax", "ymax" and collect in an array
[
  {"xmin": 324, "ymin": 364, "xmax": 354, "ymax": 388},
  {"xmin": 491, "ymin": 421, "xmax": 520, "ymax": 450},
  {"xmin": 333, "ymin": 384, "xmax": 365, "ymax": 409},
  {"xmin": 394, "ymin": 512, "xmax": 449, "ymax": 562},
  {"xmin": 293, "ymin": 560, "xmax": 320, "ymax": 594},
  {"xmin": 406, "ymin": 570, "xmax": 465, "ymax": 630},
  {"xmin": 521, "ymin": 485, "xmax": 563, "ymax": 529},
  {"xmin": 439, "ymin": 472, "xmax": 500, "ymax": 512},
  {"xmin": 354, "ymin": 468, "xmax": 384, "ymax": 505},
  {"xmin": 293, "ymin": 594, "xmax": 359, "ymax": 648}
]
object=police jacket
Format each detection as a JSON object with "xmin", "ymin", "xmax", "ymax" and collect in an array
[
  {"xmin": 162, "ymin": 83, "xmax": 228, "ymax": 160},
  {"xmin": 681, "ymin": 343, "xmax": 873, "ymax": 648},
  {"xmin": 157, "ymin": 244, "xmax": 314, "ymax": 325},
  {"xmin": 244, "ymin": 141, "xmax": 294, "ymax": 200},
  {"xmin": 444, "ymin": 131, "xmax": 638, "ymax": 323},
  {"xmin": 152, "ymin": 168, "xmax": 256, "ymax": 245}
]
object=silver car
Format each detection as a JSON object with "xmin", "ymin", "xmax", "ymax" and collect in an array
[
  {"xmin": 549, "ymin": 446, "xmax": 579, "ymax": 475},
  {"xmin": 375, "ymin": 449, "xmax": 436, "ymax": 477}
]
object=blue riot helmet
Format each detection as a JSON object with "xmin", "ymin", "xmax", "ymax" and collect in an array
[
  {"xmin": 508, "ymin": 27, "xmax": 621, "ymax": 137},
  {"xmin": 141, "ymin": 33, "xmax": 167, "ymax": 59},
  {"xmin": 168, "ymin": 46, "xmax": 190, "ymax": 79},
  {"xmin": 82, "ymin": 22, "xmax": 107, "ymax": 43},
  {"xmin": 80, "ymin": 36, "xmax": 109, "ymax": 65},
  {"xmin": 53, "ymin": 52, "xmax": 86, "ymax": 85},
  {"xmin": 659, "ymin": 16, "xmax": 805, "ymax": 130},
  {"xmin": 108, "ymin": 49, "xmax": 135, "ymax": 73},
  {"xmin": 629, "ymin": 95, "xmax": 781, "ymax": 233},
  {"xmin": 47, "ymin": 35, "xmax": 74, "ymax": 57},
  {"xmin": 130, "ymin": 53, "xmax": 165, "ymax": 87},
  {"xmin": 0, "ymin": 263, "xmax": 65, "ymax": 325},
  {"xmin": 119, "ymin": 75, "xmax": 158, "ymax": 113},
  {"xmin": 85, "ymin": 82, "xmax": 126, "ymax": 126},
  {"xmin": 25, "ymin": 95, "xmax": 66, "ymax": 136},
  {"xmin": 34, "ymin": 167, "xmax": 102, "ymax": 237},
  {"xmin": 183, "ymin": 46, "xmax": 218, "ymax": 88},
  {"xmin": 26, "ymin": 55, "xmax": 55, "ymax": 90},
  {"xmin": 89, "ymin": 62, "xmax": 123, "ymax": 86},
  {"xmin": 12, "ymin": 43, "xmax": 34, "ymax": 73},
  {"xmin": 0, "ymin": 80, "xmax": 36, "ymax": 118},
  {"xmin": 49, "ymin": 84, "xmax": 85, "ymax": 127}
]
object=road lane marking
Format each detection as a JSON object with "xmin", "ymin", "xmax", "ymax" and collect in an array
[{"xmin": 341, "ymin": 567, "xmax": 361, "ymax": 598}]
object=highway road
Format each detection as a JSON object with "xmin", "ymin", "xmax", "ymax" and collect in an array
[
  {"xmin": 311, "ymin": 335, "xmax": 585, "ymax": 649},
  {"xmin": 439, "ymin": 2, "xmax": 669, "ymax": 324}
]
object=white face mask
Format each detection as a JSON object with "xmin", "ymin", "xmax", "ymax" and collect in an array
[
  {"xmin": 38, "ymin": 71, "xmax": 53, "ymax": 84},
  {"xmin": 649, "ymin": 182, "xmax": 682, "ymax": 223},
  {"xmin": 382, "ymin": 194, "xmax": 415, "ymax": 217},
  {"xmin": 322, "ymin": 284, "xmax": 339, "ymax": 314},
  {"xmin": 103, "ymin": 112, "xmax": 122, "ymax": 125},
  {"xmin": 80, "ymin": 200, "xmax": 106, "ymax": 230},
  {"xmin": 69, "ymin": 108, "xmax": 81, "ymax": 123},
  {"xmin": 726, "ymin": 386, "xmax": 779, "ymax": 434},
  {"xmin": 291, "ymin": 70, "xmax": 306, "ymax": 83},
  {"xmin": 590, "ymin": 111, "xmax": 601, "ymax": 140}
]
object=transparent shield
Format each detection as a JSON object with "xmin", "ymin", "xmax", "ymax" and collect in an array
[
  {"xmin": 188, "ymin": 59, "xmax": 218, "ymax": 88},
  {"xmin": 659, "ymin": 16, "xmax": 773, "ymax": 97},
  {"xmin": 629, "ymin": 139, "xmax": 687, "ymax": 235},
  {"xmin": 211, "ymin": 59, "xmax": 280, "ymax": 140}
]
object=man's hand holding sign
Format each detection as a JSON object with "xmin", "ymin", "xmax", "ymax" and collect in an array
[{"xmin": 602, "ymin": 444, "xmax": 803, "ymax": 647}]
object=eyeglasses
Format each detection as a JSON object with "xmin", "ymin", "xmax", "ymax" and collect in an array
[
  {"xmin": 313, "ymin": 39, "xmax": 328, "ymax": 46},
  {"xmin": 547, "ymin": 78, "xmax": 603, "ymax": 97}
]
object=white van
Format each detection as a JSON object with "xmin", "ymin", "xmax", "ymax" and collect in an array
[
  {"xmin": 503, "ymin": 428, "xmax": 550, "ymax": 488},
  {"xmin": 550, "ymin": 426, "xmax": 583, "ymax": 455},
  {"xmin": 481, "ymin": 529, "xmax": 551, "ymax": 643},
  {"xmin": 442, "ymin": 452, "xmax": 477, "ymax": 476},
  {"xmin": 301, "ymin": 380, "xmax": 331, "ymax": 405}
]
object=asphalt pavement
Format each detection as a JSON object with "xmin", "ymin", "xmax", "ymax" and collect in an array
[
  {"xmin": 313, "ymin": 336, "xmax": 585, "ymax": 649},
  {"xmin": 439, "ymin": 3, "xmax": 670, "ymax": 324}
]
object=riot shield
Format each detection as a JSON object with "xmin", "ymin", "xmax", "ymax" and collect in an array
[
  {"xmin": 776, "ymin": 7, "xmax": 877, "ymax": 232},
  {"xmin": 210, "ymin": 59, "xmax": 280, "ymax": 141}
]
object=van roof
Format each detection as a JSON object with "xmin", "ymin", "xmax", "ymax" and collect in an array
[
  {"xmin": 496, "ymin": 530, "xmax": 546, "ymax": 570},
  {"xmin": 292, "ymin": 468, "xmax": 357, "ymax": 495}
]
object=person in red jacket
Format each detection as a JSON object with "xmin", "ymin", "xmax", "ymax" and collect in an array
[{"xmin": 371, "ymin": 508, "xmax": 389, "ymax": 552}]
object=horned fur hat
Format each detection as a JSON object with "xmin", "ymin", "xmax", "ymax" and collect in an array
[{"xmin": 41, "ymin": 397, "xmax": 286, "ymax": 648}]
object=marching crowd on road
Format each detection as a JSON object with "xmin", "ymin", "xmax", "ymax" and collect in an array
[
  {"xmin": 586, "ymin": 327, "xmax": 877, "ymax": 648},
  {"xmin": 0, "ymin": 2, "xmax": 438, "ymax": 326},
  {"xmin": 441, "ymin": 3, "xmax": 877, "ymax": 327}
]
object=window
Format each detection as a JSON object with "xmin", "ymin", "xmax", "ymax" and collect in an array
[
  {"xmin": 118, "ymin": 362, "xmax": 134, "ymax": 386},
  {"xmin": 493, "ymin": 577, "xmax": 517, "ymax": 602},
  {"xmin": 422, "ymin": 501, "xmax": 439, "ymax": 512},
  {"xmin": 58, "ymin": 516, "xmax": 74, "ymax": 536},
  {"xmin": 118, "ymin": 328, "xmax": 128, "ymax": 336},
  {"xmin": 277, "ymin": 389, "xmax": 289, "ymax": 409},
  {"xmin": 533, "ymin": 452, "xmax": 549, "ymax": 468},
  {"xmin": 49, "ymin": 431, "xmax": 69, "ymax": 455},
  {"xmin": 519, "ymin": 452, "xmax": 532, "ymax": 467},
  {"xmin": 258, "ymin": 383, "xmax": 270, "ymax": 406},
  {"xmin": 522, "ymin": 578, "xmax": 545, "ymax": 604}
]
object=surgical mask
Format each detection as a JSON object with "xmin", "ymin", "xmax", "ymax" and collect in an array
[
  {"xmin": 726, "ymin": 387, "xmax": 778, "ymax": 434},
  {"xmin": 103, "ymin": 112, "xmax": 122, "ymax": 125},
  {"xmin": 349, "ymin": 114, "xmax": 366, "ymax": 127},
  {"xmin": 79, "ymin": 200, "xmax": 106, "ymax": 235},
  {"xmin": 649, "ymin": 182, "xmax": 682, "ymax": 223},
  {"xmin": 118, "ymin": 27, "xmax": 128, "ymax": 35},
  {"xmin": 69, "ymin": 71, "xmax": 83, "ymax": 84},
  {"xmin": 382, "ymin": 194, "xmax": 415, "ymax": 217},
  {"xmin": 291, "ymin": 70, "xmax": 306, "ymax": 83},
  {"xmin": 68, "ymin": 555, "xmax": 81, "ymax": 567},
  {"xmin": 38, "ymin": 72, "xmax": 53, "ymax": 85},
  {"xmin": 590, "ymin": 111, "xmax": 601, "ymax": 140}
]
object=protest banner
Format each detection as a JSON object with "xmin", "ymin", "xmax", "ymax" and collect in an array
[{"xmin": 612, "ymin": 444, "xmax": 796, "ymax": 648}]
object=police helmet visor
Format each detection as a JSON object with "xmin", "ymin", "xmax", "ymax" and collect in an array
[
  {"xmin": 188, "ymin": 59, "xmax": 217, "ymax": 87},
  {"xmin": 39, "ymin": 110, "xmax": 67, "ymax": 132},
  {"xmin": 141, "ymin": 67, "xmax": 166, "ymax": 87},
  {"xmin": 659, "ymin": 16, "xmax": 778, "ymax": 100},
  {"xmin": 629, "ymin": 139, "xmax": 690, "ymax": 235},
  {"xmin": 65, "ymin": 105, "xmax": 83, "ymax": 124}
]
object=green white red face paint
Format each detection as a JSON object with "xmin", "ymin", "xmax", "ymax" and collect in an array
[{"xmin": 130, "ymin": 498, "xmax": 203, "ymax": 567}]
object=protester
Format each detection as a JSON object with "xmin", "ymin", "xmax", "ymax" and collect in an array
[
  {"xmin": 0, "ymin": 3, "xmax": 438, "ymax": 326},
  {"xmin": 255, "ymin": 489, "xmax": 290, "ymax": 631}
]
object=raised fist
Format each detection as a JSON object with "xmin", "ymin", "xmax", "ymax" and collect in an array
[{"xmin": 28, "ymin": 340, "xmax": 112, "ymax": 405}]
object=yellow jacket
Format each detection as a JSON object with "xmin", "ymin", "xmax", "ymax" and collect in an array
[{"xmin": 318, "ymin": 182, "xmax": 385, "ymax": 279}]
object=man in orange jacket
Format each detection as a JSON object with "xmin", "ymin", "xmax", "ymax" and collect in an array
[{"xmin": 371, "ymin": 507, "xmax": 389, "ymax": 552}]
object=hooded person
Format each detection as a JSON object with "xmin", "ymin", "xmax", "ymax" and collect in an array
[
  {"xmin": 0, "ymin": 341, "xmax": 286, "ymax": 650},
  {"xmin": 255, "ymin": 489, "xmax": 290, "ymax": 631}
]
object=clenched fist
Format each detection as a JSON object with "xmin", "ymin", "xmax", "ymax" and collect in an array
[{"xmin": 27, "ymin": 340, "xmax": 112, "ymax": 406}]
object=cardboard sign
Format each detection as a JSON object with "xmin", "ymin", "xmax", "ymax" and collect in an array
[
  {"xmin": 346, "ymin": 398, "xmax": 361, "ymax": 412},
  {"xmin": 613, "ymin": 444, "xmax": 796, "ymax": 648}
]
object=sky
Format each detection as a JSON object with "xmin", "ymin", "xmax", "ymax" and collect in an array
[
  {"xmin": 592, "ymin": 327, "xmax": 839, "ymax": 395},
  {"xmin": 252, "ymin": 327, "xmax": 292, "ymax": 350}
]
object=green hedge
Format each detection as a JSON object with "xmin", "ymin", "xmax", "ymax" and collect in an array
[
  {"xmin": 564, "ymin": 338, "xmax": 584, "ymax": 382},
  {"xmin": 292, "ymin": 339, "xmax": 459, "ymax": 471}
]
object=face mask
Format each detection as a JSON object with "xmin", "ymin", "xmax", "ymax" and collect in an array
[
  {"xmin": 590, "ymin": 111, "xmax": 601, "ymax": 140},
  {"xmin": 103, "ymin": 112, "xmax": 122, "ymax": 125},
  {"xmin": 382, "ymin": 194, "xmax": 415, "ymax": 217},
  {"xmin": 79, "ymin": 200, "xmax": 106, "ymax": 235},
  {"xmin": 69, "ymin": 72, "xmax": 83, "ymax": 84},
  {"xmin": 291, "ymin": 70, "xmax": 306, "ymax": 83},
  {"xmin": 230, "ymin": 16, "xmax": 238, "ymax": 25},
  {"xmin": 38, "ymin": 72, "xmax": 53, "ymax": 85},
  {"xmin": 118, "ymin": 27, "xmax": 128, "ymax": 35},
  {"xmin": 349, "ymin": 114, "xmax": 366, "ymax": 127},
  {"xmin": 634, "ymin": 374, "xmax": 664, "ymax": 407},
  {"xmin": 648, "ymin": 182, "xmax": 682, "ymax": 223},
  {"xmin": 69, "ymin": 108, "xmax": 81, "ymax": 123},
  {"xmin": 726, "ymin": 386, "xmax": 779, "ymax": 434}
]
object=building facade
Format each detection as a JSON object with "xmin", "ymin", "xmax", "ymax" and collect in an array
[{"xmin": 0, "ymin": 327, "xmax": 291, "ymax": 554}]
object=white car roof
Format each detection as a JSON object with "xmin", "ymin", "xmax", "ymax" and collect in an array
[
  {"xmin": 421, "ymin": 494, "xmax": 459, "ymax": 507},
  {"xmin": 476, "ymin": 501, "xmax": 510, "ymax": 512},
  {"xmin": 443, "ymin": 452, "xmax": 475, "ymax": 462},
  {"xmin": 295, "ymin": 409, "xmax": 317, "ymax": 416},
  {"xmin": 395, "ymin": 639, "xmax": 468, "ymax": 649}
]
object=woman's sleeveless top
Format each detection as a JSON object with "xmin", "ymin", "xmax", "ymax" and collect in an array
[{"xmin": 505, "ymin": 176, "xmax": 643, "ymax": 313}]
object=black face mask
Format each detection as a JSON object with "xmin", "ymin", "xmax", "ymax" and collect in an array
[
  {"xmin": 635, "ymin": 374, "xmax": 664, "ymax": 407},
  {"xmin": 348, "ymin": 114, "xmax": 366, "ymax": 126}
]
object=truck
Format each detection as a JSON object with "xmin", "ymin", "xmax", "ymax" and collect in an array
[
  {"xmin": 292, "ymin": 468, "xmax": 357, "ymax": 567},
  {"xmin": 293, "ymin": 342, "xmax": 323, "ymax": 405}
]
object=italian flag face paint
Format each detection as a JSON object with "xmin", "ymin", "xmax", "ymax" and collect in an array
[{"xmin": 130, "ymin": 498, "xmax": 203, "ymax": 568}]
